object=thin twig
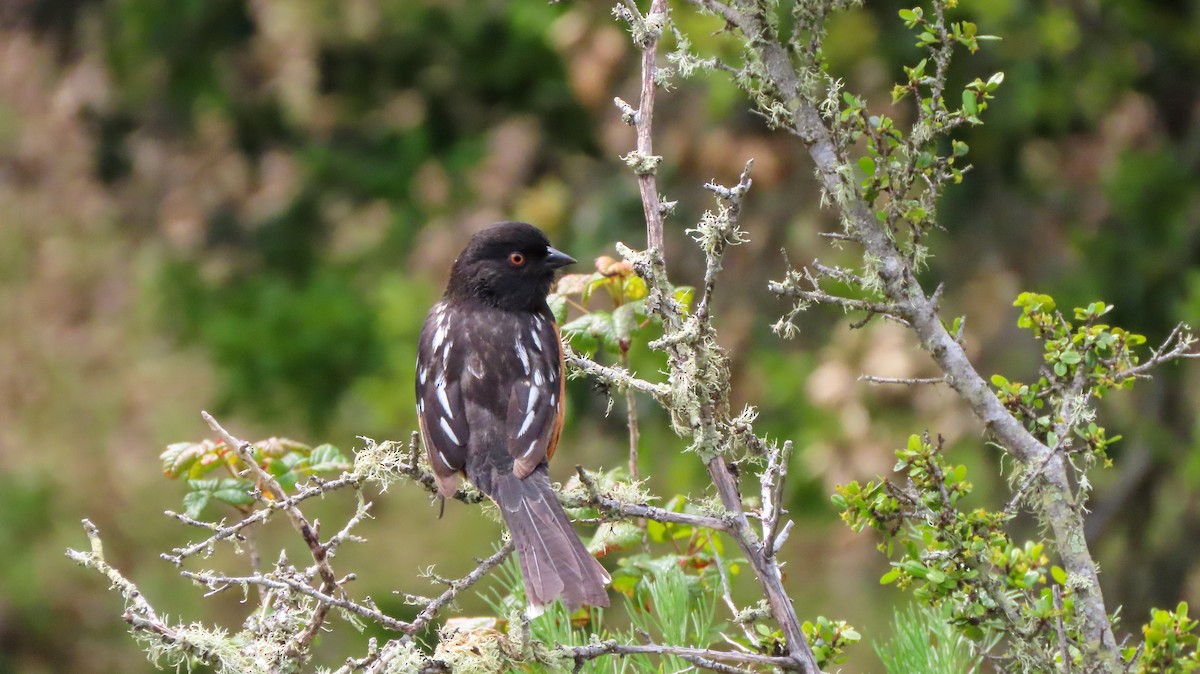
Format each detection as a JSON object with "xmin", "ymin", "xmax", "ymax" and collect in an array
[
  {"xmin": 1054, "ymin": 585, "xmax": 1072, "ymax": 674},
  {"xmin": 181, "ymin": 570, "xmax": 410, "ymax": 632},
  {"xmin": 860, "ymin": 375, "xmax": 947, "ymax": 386},
  {"xmin": 202, "ymin": 411, "xmax": 342, "ymax": 653},
  {"xmin": 629, "ymin": 0, "xmax": 670, "ymax": 255},
  {"xmin": 620, "ymin": 348, "xmax": 642, "ymax": 480},
  {"xmin": 358, "ymin": 542, "xmax": 515, "ymax": 674},
  {"xmin": 1112, "ymin": 324, "xmax": 1197, "ymax": 383},
  {"xmin": 564, "ymin": 349, "xmax": 671, "ymax": 402},
  {"xmin": 570, "ymin": 466, "xmax": 731, "ymax": 531},
  {"xmin": 162, "ymin": 473, "xmax": 363, "ymax": 565},
  {"xmin": 567, "ymin": 640, "xmax": 796, "ymax": 669}
]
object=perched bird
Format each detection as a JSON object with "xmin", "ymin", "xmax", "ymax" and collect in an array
[{"xmin": 415, "ymin": 221, "xmax": 610, "ymax": 613}]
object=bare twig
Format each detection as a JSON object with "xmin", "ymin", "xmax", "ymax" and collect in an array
[
  {"xmin": 202, "ymin": 411, "xmax": 342, "ymax": 653},
  {"xmin": 357, "ymin": 542, "xmax": 515, "ymax": 674},
  {"xmin": 626, "ymin": 0, "xmax": 670, "ymax": 255},
  {"xmin": 760, "ymin": 440, "xmax": 790, "ymax": 557},
  {"xmin": 1054, "ymin": 585, "xmax": 1072, "ymax": 674},
  {"xmin": 619, "ymin": 348, "xmax": 642, "ymax": 480},
  {"xmin": 860, "ymin": 375, "xmax": 947, "ymax": 386},
  {"xmin": 162, "ymin": 473, "xmax": 364, "ymax": 565},
  {"xmin": 570, "ymin": 466, "xmax": 731, "ymax": 531},
  {"xmin": 565, "ymin": 349, "xmax": 671, "ymax": 403},
  {"xmin": 566, "ymin": 640, "xmax": 797, "ymax": 669},
  {"xmin": 1112, "ymin": 323, "xmax": 1198, "ymax": 383},
  {"xmin": 182, "ymin": 569, "xmax": 410, "ymax": 632}
]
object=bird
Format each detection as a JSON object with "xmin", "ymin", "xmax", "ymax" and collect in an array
[{"xmin": 414, "ymin": 221, "xmax": 610, "ymax": 613}]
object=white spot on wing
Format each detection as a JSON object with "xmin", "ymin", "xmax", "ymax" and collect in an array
[
  {"xmin": 516, "ymin": 339, "xmax": 531, "ymax": 374},
  {"xmin": 518, "ymin": 409, "xmax": 536, "ymax": 436},
  {"xmin": 467, "ymin": 355, "xmax": 484, "ymax": 379},
  {"xmin": 437, "ymin": 448, "xmax": 454, "ymax": 469},
  {"xmin": 419, "ymin": 367, "xmax": 428, "ymax": 385},
  {"xmin": 439, "ymin": 417, "xmax": 461, "ymax": 445},
  {"xmin": 530, "ymin": 330, "xmax": 543, "ymax": 351},
  {"xmin": 433, "ymin": 323, "xmax": 449, "ymax": 351},
  {"xmin": 523, "ymin": 438, "xmax": 539, "ymax": 458},
  {"xmin": 533, "ymin": 369, "xmax": 544, "ymax": 386}
]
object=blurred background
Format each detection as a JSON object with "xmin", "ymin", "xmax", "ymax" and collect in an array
[{"xmin": 1, "ymin": 0, "xmax": 1198, "ymax": 671}]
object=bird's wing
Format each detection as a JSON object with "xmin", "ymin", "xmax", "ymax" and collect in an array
[
  {"xmin": 416, "ymin": 302, "xmax": 470, "ymax": 498},
  {"xmin": 506, "ymin": 311, "xmax": 565, "ymax": 479}
]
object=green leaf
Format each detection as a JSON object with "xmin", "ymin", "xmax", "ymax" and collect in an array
[
  {"xmin": 880, "ymin": 568, "xmax": 901, "ymax": 585},
  {"xmin": 308, "ymin": 444, "xmax": 351, "ymax": 473},
  {"xmin": 553, "ymin": 273, "xmax": 593, "ymax": 297},
  {"xmin": 587, "ymin": 521, "xmax": 643, "ymax": 555},
  {"xmin": 623, "ymin": 275, "xmax": 648, "ymax": 301},
  {"xmin": 646, "ymin": 519, "xmax": 667, "ymax": 543},
  {"xmin": 212, "ymin": 478, "xmax": 255, "ymax": 507},
  {"xmin": 182, "ymin": 490, "xmax": 211, "ymax": 519},
  {"xmin": 674, "ymin": 286, "xmax": 695, "ymax": 312},
  {"xmin": 161, "ymin": 442, "xmax": 198, "ymax": 478},
  {"xmin": 858, "ymin": 156, "xmax": 876, "ymax": 176},
  {"xmin": 582, "ymin": 274, "xmax": 613, "ymax": 304},
  {"xmin": 1051, "ymin": 565, "xmax": 1067, "ymax": 584},
  {"xmin": 562, "ymin": 311, "xmax": 620, "ymax": 354},
  {"xmin": 185, "ymin": 477, "xmax": 255, "ymax": 516},
  {"xmin": 962, "ymin": 90, "xmax": 978, "ymax": 117},
  {"xmin": 547, "ymin": 293, "xmax": 568, "ymax": 324},
  {"xmin": 613, "ymin": 303, "xmax": 638, "ymax": 344}
]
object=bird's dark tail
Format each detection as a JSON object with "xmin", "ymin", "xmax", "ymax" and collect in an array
[{"xmin": 492, "ymin": 469, "xmax": 610, "ymax": 613}]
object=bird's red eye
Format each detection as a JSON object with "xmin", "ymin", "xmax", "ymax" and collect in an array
[{"xmin": 509, "ymin": 252, "xmax": 526, "ymax": 266}]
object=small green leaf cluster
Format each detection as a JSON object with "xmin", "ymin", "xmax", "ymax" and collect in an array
[
  {"xmin": 802, "ymin": 615, "xmax": 862, "ymax": 668},
  {"xmin": 834, "ymin": 433, "xmax": 1069, "ymax": 666},
  {"xmin": 160, "ymin": 437, "xmax": 350, "ymax": 518},
  {"xmin": 993, "ymin": 293, "xmax": 1148, "ymax": 460},
  {"xmin": 834, "ymin": 2, "xmax": 1004, "ymax": 270},
  {"xmin": 551, "ymin": 255, "xmax": 692, "ymax": 358},
  {"xmin": 1133, "ymin": 602, "xmax": 1200, "ymax": 673}
]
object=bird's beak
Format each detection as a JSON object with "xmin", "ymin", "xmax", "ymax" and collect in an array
[{"xmin": 544, "ymin": 246, "xmax": 576, "ymax": 269}]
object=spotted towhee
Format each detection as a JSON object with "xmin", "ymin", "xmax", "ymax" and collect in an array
[{"xmin": 415, "ymin": 221, "xmax": 610, "ymax": 613}]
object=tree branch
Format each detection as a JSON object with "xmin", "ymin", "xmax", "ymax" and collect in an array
[
  {"xmin": 566, "ymin": 640, "xmax": 797, "ymax": 669},
  {"xmin": 692, "ymin": 1, "xmax": 1122, "ymax": 666},
  {"xmin": 203, "ymin": 411, "xmax": 343, "ymax": 654}
]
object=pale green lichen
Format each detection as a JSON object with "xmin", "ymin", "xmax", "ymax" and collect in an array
[
  {"xmin": 621, "ymin": 150, "xmax": 663, "ymax": 176},
  {"xmin": 350, "ymin": 437, "xmax": 410, "ymax": 490}
]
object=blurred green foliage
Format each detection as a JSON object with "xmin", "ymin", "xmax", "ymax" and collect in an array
[{"xmin": 1, "ymin": 0, "xmax": 1197, "ymax": 671}]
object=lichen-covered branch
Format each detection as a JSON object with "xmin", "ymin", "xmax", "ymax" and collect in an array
[
  {"xmin": 679, "ymin": 1, "xmax": 1198, "ymax": 671},
  {"xmin": 565, "ymin": 640, "xmax": 798, "ymax": 670},
  {"xmin": 607, "ymin": 3, "xmax": 823, "ymax": 670},
  {"xmin": 203, "ymin": 411, "xmax": 344, "ymax": 654}
]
